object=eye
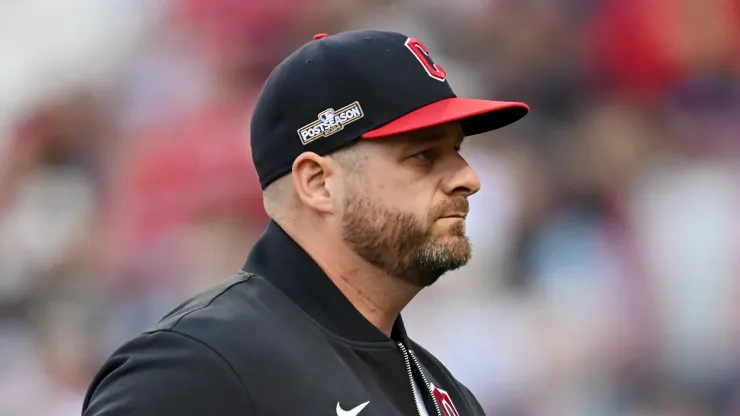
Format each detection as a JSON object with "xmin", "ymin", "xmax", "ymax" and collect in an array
[{"xmin": 413, "ymin": 149, "xmax": 436, "ymax": 163}]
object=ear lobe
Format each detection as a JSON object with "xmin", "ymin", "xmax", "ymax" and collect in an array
[{"xmin": 291, "ymin": 152, "xmax": 335, "ymax": 214}]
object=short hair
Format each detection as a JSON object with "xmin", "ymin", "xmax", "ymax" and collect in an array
[
  {"xmin": 328, "ymin": 143, "xmax": 366, "ymax": 171},
  {"xmin": 261, "ymin": 144, "xmax": 365, "ymax": 219},
  {"xmin": 262, "ymin": 174, "xmax": 292, "ymax": 220}
]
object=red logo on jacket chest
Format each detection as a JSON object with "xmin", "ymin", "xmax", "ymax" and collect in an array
[{"xmin": 430, "ymin": 383, "xmax": 460, "ymax": 416}]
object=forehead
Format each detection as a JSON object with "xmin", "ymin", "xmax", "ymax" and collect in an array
[{"xmin": 368, "ymin": 121, "xmax": 465, "ymax": 147}]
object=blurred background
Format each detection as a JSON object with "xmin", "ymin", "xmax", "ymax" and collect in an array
[{"xmin": 1, "ymin": 0, "xmax": 740, "ymax": 415}]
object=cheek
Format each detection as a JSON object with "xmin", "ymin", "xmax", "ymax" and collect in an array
[
  {"xmin": 380, "ymin": 186, "xmax": 435, "ymax": 220},
  {"xmin": 366, "ymin": 163, "xmax": 438, "ymax": 214}
]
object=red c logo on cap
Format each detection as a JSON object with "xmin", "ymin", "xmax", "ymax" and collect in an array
[{"xmin": 405, "ymin": 38, "xmax": 446, "ymax": 82}]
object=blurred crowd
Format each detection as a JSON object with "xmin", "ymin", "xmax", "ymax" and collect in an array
[{"xmin": 1, "ymin": 0, "xmax": 740, "ymax": 415}]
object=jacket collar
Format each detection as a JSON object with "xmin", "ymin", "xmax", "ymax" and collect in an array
[{"xmin": 242, "ymin": 220, "xmax": 410, "ymax": 344}]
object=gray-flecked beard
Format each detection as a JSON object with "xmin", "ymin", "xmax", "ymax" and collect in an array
[{"xmin": 340, "ymin": 190, "xmax": 471, "ymax": 287}]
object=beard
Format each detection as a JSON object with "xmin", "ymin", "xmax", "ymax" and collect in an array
[{"xmin": 340, "ymin": 190, "xmax": 472, "ymax": 287}]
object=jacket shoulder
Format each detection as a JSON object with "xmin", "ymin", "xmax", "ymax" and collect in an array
[
  {"xmin": 83, "ymin": 329, "xmax": 255, "ymax": 415},
  {"xmin": 84, "ymin": 272, "xmax": 302, "ymax": 415},
  {"xmin": 153, "ymin": 271, "xmax": 312, "ymax": 368},
  {"xmin": 155, "ymin": 272, "xmax": 255, "ymax": 331}
]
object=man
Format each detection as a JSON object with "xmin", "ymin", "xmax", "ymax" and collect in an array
[{"xmin": 83, "ymin": 30, "xmax": 528, "ymax": 416}]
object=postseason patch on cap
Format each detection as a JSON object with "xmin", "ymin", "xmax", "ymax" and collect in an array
[{"xmin": 297, "ymin": 101, "xmax": 364, "ymax": 145}]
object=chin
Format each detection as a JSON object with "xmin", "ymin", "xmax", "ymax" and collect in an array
[
  {"xmin": 435, "ymin": 237, "xmax": 472, "ymax": 257},
  {"xmin": 434, "ymin": 237, "xmax": 466, "ymax": 248}
]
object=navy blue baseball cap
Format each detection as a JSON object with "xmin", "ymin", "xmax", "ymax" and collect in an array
[{"xmin": 250, "ymin": 30, "xmax": 529, "ymax": 189}]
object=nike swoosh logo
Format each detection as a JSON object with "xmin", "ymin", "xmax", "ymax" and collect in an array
[{"xmin": 336, "ymin": 401, "xmax": 369, "ymax": 416}]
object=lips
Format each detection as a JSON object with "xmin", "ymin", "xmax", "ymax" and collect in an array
[{"xmin": 432, "ymin": 198, "xmax": 469, "ymax": 221}]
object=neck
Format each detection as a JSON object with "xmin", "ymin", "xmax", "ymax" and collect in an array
[{"xmin": 286, "ymin": 219, "xmax": 421, "ymax": 336}]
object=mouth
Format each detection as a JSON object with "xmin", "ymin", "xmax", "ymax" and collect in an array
[
  {"xmin": 439, "ymin": 213, "xmax": 467, "ymax": 219},
  {"xmin": 436, "ymin": 216, "xmax": 466, "ymax": 225}
]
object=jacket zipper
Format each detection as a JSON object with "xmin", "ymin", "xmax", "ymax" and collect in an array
[
  {"xmin": 409, "ymin": 349, "xmax": 444, "ymax": 416},
  {"xmin": 398, "ymin": 342, "xmax": 442, "ymax": 416}
]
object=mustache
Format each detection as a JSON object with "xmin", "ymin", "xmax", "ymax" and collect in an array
[{"xmin": 431, "ymin": 197, "xmax": 470, "ymax": 220}]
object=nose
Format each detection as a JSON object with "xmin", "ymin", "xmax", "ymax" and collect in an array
[{"xmin": 441, "ymin": 157, "xmax": 481, "ymax": 197}]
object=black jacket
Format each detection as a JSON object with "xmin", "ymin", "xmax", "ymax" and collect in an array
[{"xmin": 83, "ymin": 221, "xmax": 486, "ymax": 415}]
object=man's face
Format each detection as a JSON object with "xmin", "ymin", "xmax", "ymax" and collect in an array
[{"xmin": 337, "ymin": 122, "xmax": 481, "ymax": 287}]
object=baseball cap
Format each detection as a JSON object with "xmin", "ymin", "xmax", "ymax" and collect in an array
[{"xmin": 250, "ymin": 30, "xmax": 529, "ymax": 189}]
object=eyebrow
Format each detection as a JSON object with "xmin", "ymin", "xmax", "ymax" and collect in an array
[{"xmin": 409, "ymin": 129, "xmax": 465, "ymax": 146}]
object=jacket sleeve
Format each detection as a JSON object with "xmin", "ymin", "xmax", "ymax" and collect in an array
[{"xmin": 82, "ymin": 329, "xmax": 256, "ymax": 415}]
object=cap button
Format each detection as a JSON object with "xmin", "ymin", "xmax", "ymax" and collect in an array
[{"xmin": 313, "ymin": 33, "xmax": 329, "ymax": 40}]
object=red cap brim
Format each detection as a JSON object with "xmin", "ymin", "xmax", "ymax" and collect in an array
[{"xmin": 361, "ymin": 97, "xmax": 529, "ymax": 139}]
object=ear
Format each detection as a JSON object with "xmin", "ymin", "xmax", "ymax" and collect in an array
[{"xmin": 291, "ymin": 152, "xmax": 336, "ymax": 215}]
